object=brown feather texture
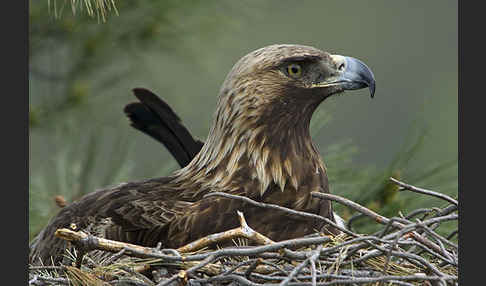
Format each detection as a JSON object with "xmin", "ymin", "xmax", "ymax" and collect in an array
[{"xmin": 29, "ymin": 44, "xmax": 375, "ymax": 265}]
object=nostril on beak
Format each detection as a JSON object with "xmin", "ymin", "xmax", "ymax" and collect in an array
[{"xmin": 330, "ymin": 54, "xmax": 347, "ymax": 72}]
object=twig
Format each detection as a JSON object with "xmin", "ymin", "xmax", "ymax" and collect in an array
[
  {"xmin": 101, "ymin": 248, "xmax": 126, "ymax": 266},
  {"xmin": 346, "ymin": 213, "xmax": 365, "ymax": 231},
  {"xmin": 57, "ymin": 227, "xmax": 337, "ymax": 266},
  {"xmin": 280, "ymin": 245, "xmax": 323, "ymax": 286},
  {"xmin": 194, "ymin": 273, "xmax": 456, "ymax": 286},
  {"xmin": 245, "ymin": 258, "xmax": 263, "ymax": 278},
  {"xmin": 311, "ymin": 192, "xmax": 447, "ymax": 256},
  {"xmin": 120, "ymin": 265, "xmax": 155, "ymax": 286},
  {"xmin": 319, "ymin": 236, "xmax": 390, "ymax": 258},
  {"xmin": 310, "ymin": 245, "xmax": 323, "ymax": 286},
  {"xmin": 256, "ymin": 260, "xmax": 295, "ymax": 279},
  {"xmin": 446, "ymin": 229, "xmax": 458, "ymax": 240},
  {"xmin": 279, "ymin": 259, "xmax": 309, "ymax": 286},
  {"xmin": 376, "ymin": 217, "xmax": 411, "ymax": 238},
  {"xmin": 404, "ymin": 207, "xmax": 441, "ymax": 220},
  {"xmin": 157, "ymin": 254, "xmax": 218, "ymax": 286},
  {"xmin": 398, "ymin": 238, "xmax": 457, "ymax": 266},
  {"xmin": 365, "ymin": 241, "xmax": 446, "ymax": 277},
  {"xmin": 381, "ymin": 230, "xmax": 401, "ymax": 281},
  {"xmin": 311, "ymin": 193, "xmax": 390, "ymax": 225},
  {"xmin": 205, "ymin": 192, "xmax": 356, "ymax": 237},
  {"xmin": 109, "ymin": 278, "xmax": 152, "ymax": 286},
  {"xmin": 55, "ymin": 228, "xmax": 163, "ymax": 258},
  {"xmin": 221, "ymin": 259, "xmax": 259, "ymax": 276},
  {"xmin": 126, "ymin": 235, "xmax": 333, "ymax": 262},
  {"xmin": 29, "ymin": 275, "xmax": 70, "ymax": 285},
  {"xmin": 414, "ymin": 219, "xmax": 458, "ymax": 250},
  {"xmin": 307, "ymin": 274, "xmax": 456, "ymax": 285},
  {"xmin": 390, "ymin": 177, "xmax": 458, "ymax": 206},
  {"xmin": 177, "ymin": 210, "xmax": 274, "ymax": 253},
  {"xmin": 197, "ymin": 274, "xmax": 261, "ymax": 286},
  {"xmin": 309, "ymin": 257, "xmax": 317, "ymax": 286},
  {"xmin": 29, "ymin": 265, "xmax": 66, "ymax": 271}
]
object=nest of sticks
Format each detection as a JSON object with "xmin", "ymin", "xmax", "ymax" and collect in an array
[{"xmin": 29, "ymin": 178, "xmax": 458, "ymax": 286}]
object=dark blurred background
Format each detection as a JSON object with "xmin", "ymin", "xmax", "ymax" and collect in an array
[{"xmin": 29, "ymin": 1, "xmax": 457, "ymax": 239}]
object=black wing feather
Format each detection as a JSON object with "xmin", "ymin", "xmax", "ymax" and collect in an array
[{"xmin": 124, "ymin": 88, "xmax": 204, "ymax": 167}]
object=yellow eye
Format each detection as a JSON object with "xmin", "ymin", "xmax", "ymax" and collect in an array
[{"xmin": 287, "ymin": 63, "xmax": 302, "ymax": 78}]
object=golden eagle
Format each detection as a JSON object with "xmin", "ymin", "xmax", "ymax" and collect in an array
[{"xmin": 29, "ymin": 44, "xmax": 375, "ymax": 265}]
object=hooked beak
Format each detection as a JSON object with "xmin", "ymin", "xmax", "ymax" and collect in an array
[{"xmin": 314, "ymin": 55, "xmax": 376, "ymax": 98}]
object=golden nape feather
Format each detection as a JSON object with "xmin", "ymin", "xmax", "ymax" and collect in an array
[{"xmin": 29, "ymin": 44, "xmax": 375, "ymax": 265}]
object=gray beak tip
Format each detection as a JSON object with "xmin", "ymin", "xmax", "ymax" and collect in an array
[{"xmin": 342, "ymin": 56, "xmax": 376, "ymax": 98}]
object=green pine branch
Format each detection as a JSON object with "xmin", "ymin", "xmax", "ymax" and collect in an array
[{"xmin": 48, "ymin": 0, "xmax": 119, "ymax": 22}]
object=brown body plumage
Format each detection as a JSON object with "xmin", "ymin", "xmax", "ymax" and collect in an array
[{"xmin": 29, "ymin": 44, "xmax": 375, "ymax": 265}]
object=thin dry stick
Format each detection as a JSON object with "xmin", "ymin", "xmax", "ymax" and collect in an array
[
  {"xmin": 389, "ymin": 177, "xmax": 458, "ymax": 206},
  {"xmin": 446, "ymin": 229, "xmax": 458, "ymax": 240},
  {"xmin": 377, "ymin": 217, "xmax": 410, "ymax": 238},
  {"xmin": 55, "ymin": 228, "xmax": 164, "ymax": 258},
  {"xmin": 306, "ymin": 274, "xmax": 456, "ymax": 285},
  {"xmin": 245, "ymin": 258, "xmax": 263, "ymax": 278},
  {"xmin": 311, "ymin": 192, "xmax": 445, "ymax": 255},
  {"xmin": 404, "ymin": 207, "xmax": 441, "ymax": 220},
  {"xmin": 310, "ymin": 245, "xmax": 323, "ymax": 286},
  {"xmin": 29, "ymin": 275, "xmax": 70, "ymax": 285},
  {"xmin": 194, "ymin": 273, "xmax": 456, "ymax": 286},
  {"xmin": 258, "ymin": 260, "xmax": 294, "ymax": 277},
  {"xmin": 55, "ymin": 221, "xmax": 335, "ymax": 265},
  {"xmin": 177, "ymin": 210, "xmax": 274, "ymax": 253},
  {"xmin": 55, "ymin": 211, "xmax": 274, "ymax": 261},
  {"xmin": 101, "ymin": 248, "xmax": 126, "ymax": 266},
  {"xmin": 120, "ymin": 265, "xmax": 155, "ymax": 286},
  {"xmin": 309, "ymin": 257, "xmax": 317, "ymax": 286},
  {"xmin": 204, "ymin": 192, "xmax": 357, "ymax": 237},
  {"xmin": 197, "ymin": 274, "xmax": 260, "ymax": 286},
  {"xmin": 127, "ymin": 235, "xmax": 333, "ymax": 262},
  {"xmin": 279, "ymin": 259, "xmax": 310, "ymax": 286},
  {"xmin": 359, "ymin": 215, "xmax": 457, "ymax": 266},
  {"xmin": 381, "ymin": 227, "xmax": 405, "ymax": 284},
  {"xmin": 414, "ymin": 219, "xmax": 458, "ymax": 250},
  {"xmin": 29, "ymin": 265, "xmax": 67, "ymax": 271},
  {"xmin": 221, "ymin": 259, "xmax": 259, "ymax": 276},
  {"xmin": 157, "ymin": 254, "xmax": 218, "ymax": 286},
  {"xmin": 280, "ymin": 245, "xmax": 323, "ymax": 286},
  {"xmin": 361, "ymin": 215, "xmax": 457, "ymax": 267},
  {"xmin": 311, "ymin": 192, "xmax": 390, "ymax": 225},
  {"xmin": 365, "ymin": 241, "xmax": 446, "ymax": 277}
]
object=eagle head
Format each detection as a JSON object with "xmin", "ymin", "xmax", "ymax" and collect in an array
[
  {"xmin": 221, "ymin": 44, "xmax": 375, "ymax": 107},
  {"xmin": 175, "ymin": 44, "xmax": 375, "ymax": 197}
]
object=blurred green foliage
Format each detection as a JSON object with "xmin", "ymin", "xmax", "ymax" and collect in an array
[
  {"xmin": 29, "ymin": 0, "xmax": 252, "ymax": 239},
  {"xmin": 30, "ymin": 0, "xmax": 242, "ymax": 126},
  {"xmin": 29, "ymin": 1, "xmax": 457, "ymax": 241},
  {"xmin": 321, "ymin": 130, "xmax": 457, "ymax": 237}
]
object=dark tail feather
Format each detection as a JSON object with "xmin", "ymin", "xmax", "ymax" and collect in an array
[{"xmin": 124, "ymin": 88, "xmax": 204, "ymax": 168}]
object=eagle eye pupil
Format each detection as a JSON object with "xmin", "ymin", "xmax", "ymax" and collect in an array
[{"xmin": 287, "ymin": 64, "xmax": 302, "ymax": 78}]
